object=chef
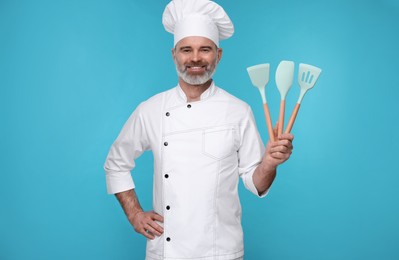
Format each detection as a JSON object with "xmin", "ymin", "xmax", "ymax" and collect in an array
[{"xmin": 104, "ymin": 0, "xmax": 294, "ymax": 259}]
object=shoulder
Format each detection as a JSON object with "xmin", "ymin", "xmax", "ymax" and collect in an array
[
  {"xmin": 215, "ymin": 86, "xmax": 251, "ymax": 112},
  {"xmin": 136, "ymin": 87, "xmax": 175, "ymax": 113}
]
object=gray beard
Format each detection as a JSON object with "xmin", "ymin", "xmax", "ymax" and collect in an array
[
  {"xmin": 176, "ymin": 67, "xmax": 216, "ymax": 85},
  {"xmin": 175, "ymin": 57, "xmax": 218, "ymax": 85}
]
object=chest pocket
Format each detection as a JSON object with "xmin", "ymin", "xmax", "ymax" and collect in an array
[{"xmin": 202, "ymin": 126, "xmax": 237, "ymax": 160}]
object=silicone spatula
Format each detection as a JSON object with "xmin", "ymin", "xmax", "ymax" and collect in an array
[
  {"xmin": 247, "ymin": 64, "xmax": 275, "ymax": 142},
  {"xmin": 275, "ymin": 60, "xmax": 294, "ymax": 136},
  {"xmin": 285, "ymin": 63, "xmax": 322, "ymax": 133}
]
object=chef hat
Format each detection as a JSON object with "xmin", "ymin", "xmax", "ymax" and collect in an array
[{"xmin": 162, "ymin": 0, "xmax": 234, "ymax": 47}]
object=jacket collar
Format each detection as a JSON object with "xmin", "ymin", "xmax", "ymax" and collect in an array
[{"xmin": 176, "ymin": 81, "xmax": 217, "ymax": 102}]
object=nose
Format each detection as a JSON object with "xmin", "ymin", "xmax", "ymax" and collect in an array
[{"xmin": 190, "ymin": 50, "xmax": 201, "ymax": 62}]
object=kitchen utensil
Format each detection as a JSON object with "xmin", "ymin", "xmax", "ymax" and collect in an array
[
  {"xmin": 275, "ymin": 60, "xmax": 294, "ymax": 136},
  {"xmin": 247, "ymin": 63, "xmax": 275, "ymax": 142},
  {"xmin": 285, "ymin": 63, "xmax": 322, "ymax": 133}
]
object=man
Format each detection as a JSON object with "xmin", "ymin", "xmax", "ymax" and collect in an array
[{"xmin": 104, "ymin": 0, "xmax": 294, "ymax": 259}]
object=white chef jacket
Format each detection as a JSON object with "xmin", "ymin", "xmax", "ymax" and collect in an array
[{"xmin": 104, "ymin": 82, "xmax": 268, "ymax": 260}]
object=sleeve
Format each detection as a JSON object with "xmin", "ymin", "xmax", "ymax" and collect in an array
[
  {"xmin": 103, "ymin": 104, "xmax": 150, "ymax": 194},
  {"xmin": 238, "ymin": 106, "xmax": 269, "ymax": 198}
]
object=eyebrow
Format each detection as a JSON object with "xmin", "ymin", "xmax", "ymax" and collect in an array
[
  {"xmin": 178, "ymin": 46, "xmax": 192, "ymax": 50},
  {"xmin": 178, "ymin": 45, "xmax": 215, "ymax": 50}
]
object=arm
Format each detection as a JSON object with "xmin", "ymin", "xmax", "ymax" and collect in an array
[
  {"xmin": 253, "ymin": 124, "xmax": 294, "ymax": 195},
  {"xmin": 115, "ymin": 189, "xmax": 164, "ymax": 240}
]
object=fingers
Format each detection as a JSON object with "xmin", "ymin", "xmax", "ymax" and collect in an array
[
  {"xmin": 270, "ymin": 145, "xmax": 292, "ymax": 155},
  {"xmin": 151, "ymin": 212, "xmax": 164, "ymax": 223},
  {"xmin": 144, "ymin": 222, "xmax": 162, "ymax": 237},
  {"xmin": 148, "ymin": 219, "xmax": 164, "ymax": 234},
  {"xmin": 147, "ymin": 212, "xmax": 164, "ymax": 234},
  {"xmin": 272, "ymin": 121, "xmax": 279, "ymax": 141},
  {"xmin": 270, "ymin": 141, "xmax": 292, "ymax": 156},
  {"xmin": 279, "ymin": 133, "xmax": 294, "ymax": 142},
  {"xmin": 269, "ymin": 138, "xmax": 293, "ymax": 150},
  {"xmin": 273, "ymin": 121, "xmax": 279, "ymax": 134},
  {"xmin": 267, "ymin": 133, "xmax": 294, "ymax": 162},
  {"xmin": 269, "ymin": 132, "xmax": 293, "ymax": 145},
  {"xmin": 142, "ymin": 215, "xmax": 164, "ymax": 236},
  {"xmin": 270, "ymin": 151, "xmax": 291, "ymax": 160},
  {"xmin": 141, "ymin": 229, "xmax": 155, "ymax": 240},
  {"xmin": 270, "ymin": 139, "xmax": 293, "ymax": 150},
  {"xmin": 132, "ymin": 211, "xmax": 164, "ymax": 240}
]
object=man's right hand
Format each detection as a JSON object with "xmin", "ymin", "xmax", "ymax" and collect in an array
[
  {"xmin": 115, "ymin": 189, "xmax": 164, "ymax": 240},
  {"xmin": 129, "ymin": 210, "xmax": 164, "ymax": 240}
]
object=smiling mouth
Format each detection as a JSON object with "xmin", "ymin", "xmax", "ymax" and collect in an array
[{"xmin": 186, "ymin": 65, "xmax": 207, "ymax": 73}]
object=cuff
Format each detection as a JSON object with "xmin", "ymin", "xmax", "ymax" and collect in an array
[
  {"xmin": 243, "ymin": 170, "xmax": 269, "ymax": 198},
  {"xmin": 106, "ymin": 171, "xmax": 135, "ymax": 194}
]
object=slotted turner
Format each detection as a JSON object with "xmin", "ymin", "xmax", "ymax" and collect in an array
[{"xmin": 285, "ymin": 63, "xmax": 322, "ymax": 133}]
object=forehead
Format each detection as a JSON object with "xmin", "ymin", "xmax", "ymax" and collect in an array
[{"xmin": 175, "ymin": 36, "xmax": 217, "ymax": 49}]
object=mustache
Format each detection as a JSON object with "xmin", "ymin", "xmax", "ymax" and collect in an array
[
  {"xmin": 185, "ymin": 63, "xmax": 208, "ymax": 67},
  {"xmin": 182, "ymin": 63, "xmax": 209, "ymax": 72}
]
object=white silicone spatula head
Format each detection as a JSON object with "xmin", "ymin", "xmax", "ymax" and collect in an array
[
  {"xmin": 275, "ymin": 60, "xmax": 294, "ymax": 100},
  {"xmin": 247, "ymin": 64, "xmax": 270, "ymax": 104},
  {"xmin": 275, "ymin": 60, "xmax": 294, "ymax": 135},
  {"xmin": 247, "ymin": 63, "xmax": 275, "ymax": 142},
  {"xmin": 297, "ymin": 63, "xmax": 322, "ymax": 104}
]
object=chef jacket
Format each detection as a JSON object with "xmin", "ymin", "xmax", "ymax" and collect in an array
[{"xmin": 104, "ymin": 81, "xmax": 268, "ymax": 260}]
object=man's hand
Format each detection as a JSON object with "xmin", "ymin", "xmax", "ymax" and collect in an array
[
  {"xmin": 115, "ymin": 189, "xmax": 164, "ymax": 240},
  {"xmin": 129, "ymin": 211, "xmax": 164, "ymax": 240},
  {"xmin": 253, "ymin": 122, "xmax": 294, "ymax": 194},
  {"xmin": 263, "ymin": 131, "xmax": 294, "ymax": 171}
]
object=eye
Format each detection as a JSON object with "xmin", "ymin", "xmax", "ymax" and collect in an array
[
  {"xmin": 181, "ymin": 48, "xmax": 191, "ymax": 53},
  {"xmin": 201, "ymin": 48, "xmax": 211, "ymax": 53}
]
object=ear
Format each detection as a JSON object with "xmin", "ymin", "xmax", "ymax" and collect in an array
[
  {"xmin": 217, "ymin": 48, "xmax": 223, "ymax": 63},
  {"xmin": 171, "ymin": 47, "xmax": 176, "ymax": 62}
]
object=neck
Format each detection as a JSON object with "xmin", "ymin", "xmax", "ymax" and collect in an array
[{"xmin": 178, "ymin": 78, "xmax": 213, "ymax": 102}]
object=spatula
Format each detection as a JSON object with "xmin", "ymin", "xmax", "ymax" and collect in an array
[
  {"xmin": 284, "ymin": 63, "xmax": 322, "ymax": 134},
  {"xmin": 247, "ymin": 64, "xmax": 275, "ymax": 142},
  {"xmin": 275, "ymin": 60, "xmax": 294, "ymax": 136}
]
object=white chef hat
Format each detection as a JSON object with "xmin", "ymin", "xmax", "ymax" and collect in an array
[{"xmin": 162, "ymin": 0, "xmax": 234, "ymax": 47}]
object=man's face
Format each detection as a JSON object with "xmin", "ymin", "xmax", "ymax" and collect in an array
[{"xmin": 172, "ymin": 36, "xmax": 222, "ymax": 86}]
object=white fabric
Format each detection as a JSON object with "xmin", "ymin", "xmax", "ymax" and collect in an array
[
  {"xmin": 162, "ymin": 0, "xmax": 234, "ymax": 47},
  {"xmin": 104, "ymin": 82, "xmax": 267, "ymax": 260}
]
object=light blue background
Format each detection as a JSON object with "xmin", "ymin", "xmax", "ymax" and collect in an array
[{"xmin": 1, "ymin": 0, "xmax": 399, "ymax": 259}]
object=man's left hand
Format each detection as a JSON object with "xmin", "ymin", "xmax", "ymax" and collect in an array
[
  {"xmin": 263, "ymin": 121, "xmax": 294, "ymax": 171},
  {"xmin": 264, "ymin": 132, "xmax": 294, "ymax": 170},
  {"xmin": 253, "ymin": 122, "xmax": 294, "ymax": 195}
]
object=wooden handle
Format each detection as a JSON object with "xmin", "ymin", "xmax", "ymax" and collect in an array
[
  {"xmin": 278, "ymin": 100, "xmax": 285, "ymax": 136},
  {"xmin": 263, "ymin": 103, "xmax": 275, "ymax": 142},
  {"xmin": 284, "ymin": 103, "xmax": 301, "ymax": 134}
]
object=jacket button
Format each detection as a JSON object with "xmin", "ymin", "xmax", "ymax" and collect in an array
[
  {"xmin": 164, "ymin": 174, "xmax": 169, "ymax": 178},
  {"xmin": 164, "ymin": 142, "xmax": 168, "ymax": 146},
  {"xmin": 187, "ymin": 104, "xmax": 191, "ymax": 108},
  {"xmin": 166, "ymin": 205, "xmax": 170, "ymax": 210},
  {"xmin": 166, "ymin": 112, "xmax": 170, "ymax": 116},
  {"xmin": 166, "ymin": 237, "xmax": 171, "ymax": 242}
]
